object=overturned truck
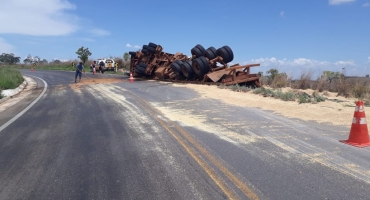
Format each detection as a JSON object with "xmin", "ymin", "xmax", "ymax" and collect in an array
[{"xmin": 129, "ymin": 42, "xmax": 261, "ymax": 87}]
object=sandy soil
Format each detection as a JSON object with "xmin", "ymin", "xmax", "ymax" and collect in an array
[{"xmin": 172, "ymin": 84, "xmax": 366, "ymax": 127}]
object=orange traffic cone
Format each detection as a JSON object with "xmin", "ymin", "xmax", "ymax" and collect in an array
[
  {"xmin": 341, "ymin": 101, "xmax": 370, "ymax": 147},
  {"xmin": 129, "ymin": 73, "xmax": 134, "ymax": 83}
]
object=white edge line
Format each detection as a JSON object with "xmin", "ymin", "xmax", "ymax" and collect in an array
[{"xmin": 0, "ymin": 75, "xmax": 48, "ymax": 133}]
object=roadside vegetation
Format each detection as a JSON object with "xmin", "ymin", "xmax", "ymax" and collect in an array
[
  {"xmin": 219, "ymin": 68, "xmax": 370, "ymax": 105},
  {"xmin": 0, "ymin": 67, "xmax": 24, "ymax": 99}
]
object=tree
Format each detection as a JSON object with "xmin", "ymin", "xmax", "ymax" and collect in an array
[
  {"xmin": 0, "ymin": 53, "xmax": 20, "ymax": 64},
  {"xmin": 322, "ymin": 71, "xmax": 341, "ymax": 89},
  {"xmin": 23, "ymin": 54, "xmax": 42, "ymax": 64},
  {"xmin": 76, "ymin": 46, "xmax": 92, "ymax": 64},
  {"xmin": 123, "ymin": 52, "xmax": 130, "ymax": 61},
  {"xmin": 266, "ymin": 68, "xmax": 279, "ymax": 84},
  {"xmin": 41, "ymin": 59, "xmax": 48, "ymax": 64},
  {"xmin": 23, "ymin": 54, "xmax": 33, "ymax": 64}
]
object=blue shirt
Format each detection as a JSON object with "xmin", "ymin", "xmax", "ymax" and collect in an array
[{"xmin": 76, "ymin": 64, "xmax": 84, "ymax": 71}]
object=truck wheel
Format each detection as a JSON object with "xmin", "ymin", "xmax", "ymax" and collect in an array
[
  {"xmin": 221, "ymin": 46, "xmax": 234, "ymax": 62},
  {"xmin": 138, "ymin": 63, "xmax": 147, "ymax": 69},
  {"xmin": 174, "ymin": 60, "xmax": 183, "ymax": 65},
  {"xmin": 216, "ymin": 47, "xmax": 231, "ymax": 63},
  {"xmin": 146, "ymin": 46, "xmax": 156, "ymax": 53},
  {"xmin": 208, "ymin": 47, "xmax": 217, "ymax": 57},
  {"xmin": 195, "ymin": 44, "xmax": 206, "ymax": 54},
  {"xmin": 191, "ymin": 47, "xmax": 203, "ymax": 58},
  {"xmin": 181, "ymin": 61, "xmax": 195, "ymax": 79},
  {"xmin": 142, "ymin": 45, "xmax": 148, "ymax": 49},
  {"xmin": 141, "ymin": 49, "xmax": 148, "ymax": 54},
  {"xmin": 135, "ymin": 68, "xmax": 143, "ymax": 75},
  {"xmin": 198, "ymin": 56, "xmax": 210, "ymax": 74},
  {"xmin": 136, "ymin": 65, "xmax": 146, "ymax": 74},
  {"xmin": 148, "ymin": 42, "xmax": 157, "ymax": 48},
  {"xmin": 204, "ymin": 48, "xmax": 217, "ymax": 60},
  {"xmin": 192, "ymin": 57, "xmax": 205, "ymax": 76},
  {"xmin": 129, "ymin": 51, "xmax": 137, "ymax": 57},
  {"xmin": 171, "ymin": 62, "xmax": 182, "ymax": 76}
]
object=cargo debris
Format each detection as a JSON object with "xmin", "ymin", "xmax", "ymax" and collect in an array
[{"xmin": 129, "ymin": 43, "xmax": 261, "ymax": 87}]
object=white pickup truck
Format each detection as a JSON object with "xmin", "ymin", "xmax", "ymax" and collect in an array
[{"xmin": 96, "ymin": 58, "xmax": 116, "ymax": 72}]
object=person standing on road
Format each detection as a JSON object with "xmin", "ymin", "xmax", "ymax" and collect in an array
[
  {"xmin": 75, "ymin": 62, "xmax": 85, "ymax": 83},
  {"xmin": 91, "ymin": 61, "xmax": 96, "ymax": 74},
  {"xmin": 99, "ymin": 61, "xmax": 105, "ymax": 74}
]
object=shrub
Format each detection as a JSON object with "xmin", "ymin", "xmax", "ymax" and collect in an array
[
  {"xmin": 298, "ymin": 93, "xmax": 311, "ymax": 104},
  {"xmin": 279, "ymin": 92, "xmax": 295, "ymax": 101},
  {"xmin": 292, "ymin": 71, "xmax": 313, "ymax": 90},
  {"xmin": 0, "ymin": 67, "xmax": 24, "ymax": 90}
]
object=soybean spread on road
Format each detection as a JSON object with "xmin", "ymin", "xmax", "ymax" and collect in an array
[{"xmin": 0, "ymin": 70, "xmax": 369, "ymax": 199}]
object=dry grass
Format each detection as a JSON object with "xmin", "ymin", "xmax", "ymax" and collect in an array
[{"xmin": 258, "ymin": 70, "xmax": 370, "ymax": 104}]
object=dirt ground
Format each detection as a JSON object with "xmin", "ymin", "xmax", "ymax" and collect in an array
[{"xmin": 172, "ymin": 83, "xmax": 366, "ymax": 127}]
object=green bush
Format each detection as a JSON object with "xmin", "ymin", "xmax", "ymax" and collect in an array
[
  {"xmin": 279, "ymin": 92, "xmax": 295, "ymax": 101},
  {"xmin": 298, "ymin": 93, "xmax": 311, "ymax": 104},
  {"xmin": 0, "ymin": 67, "xmax": 24, "ymax": 90}
]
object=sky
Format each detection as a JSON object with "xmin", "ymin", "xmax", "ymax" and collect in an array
[{"xmin": 0, "ymin": 0, "xmax": 369, "ymax": 78}]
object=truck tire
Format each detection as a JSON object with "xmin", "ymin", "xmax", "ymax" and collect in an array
[
  {"xmin": 141, "ymin": 49, "xmax": 148, "ymax": 54},
  {"xmin": 216, "ymin": 47, "xmax": 231, "ymax": 63},
  {"xmin": 208, "ymin": 47, "xmax": 217, "ymax": 57},
  {"xmin": 192, "ymin": 56, "xmax": 210, "ymax": 76},
  {"xmin": 191, "ymin": 47, "xmax": 203, "ymax": 58},
  {"xmin": 192, "ymin": 57, "xmax": 204, "ymax": 76},
  {"xmin": 135, "ymin": 68, "xmax": 144, "ymax": 75},
  {"xmin": 138, "ymin": 63, "xmax": 147, "ymax": 69},
  {"xmin": 129, "ymin": 51, "xmax": 137, "ymax": 57},
  {"xmin": 195, "ymin": 44, "xmax": 206, "ymax": 53},
  {"xmin": 142, "ymin": 45, "xmax": 148, "ymax": 49},
  {"xmin": 181, "ymin": 61, "xmax": 195, "ymax": 79},
  {"xmin": 171, "ymin": 61, "xmax": 182, "ymax": 76},
  {"xmin": 221, "ymin": 46, "xmax": 234, "ymax": 62},
  {"xmin": 148, "ymin": 42, "xmax": 157, "ymax": 48},
  {"xmin": 146, "ymin": 46, "xmax": 156, "ymax": 53},
  {"xmin": 198, "ymin": 56, "xmax": 210, "ymax": 74},
  {"xmin": 136, "ymin": 65, "xmax": 146, "ymax": 74},
  {"xmin": 204, "ymin": 48, "xmax": 217, "ymax": 60}
]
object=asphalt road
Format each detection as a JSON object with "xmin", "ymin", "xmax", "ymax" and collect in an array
[{"xmin": 0, "ymin": 70, "xmax": 369, "ymax": 200}]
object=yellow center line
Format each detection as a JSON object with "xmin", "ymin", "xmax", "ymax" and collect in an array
[
  {"xmin": 130, "ymin": 91, "xmax": 260, "ymax": 200},
  {"xmin": 172, "ymin": 122, "xmax": 260, "ymax": 200},
  {"xmin": 138, "ymin": 100, "xmax": 239, "ymax": 199}
]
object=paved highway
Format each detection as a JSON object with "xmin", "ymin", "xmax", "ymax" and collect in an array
[{"xmin": 0, "ymin": 70, "xmax": 369, "ymax": 199}]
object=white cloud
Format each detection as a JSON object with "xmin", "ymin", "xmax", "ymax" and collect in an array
[
  {"xmin": 244, "ymin": 57, "xmax": 358, "ymax": 78},
  {"xmin": 329, "ymin": 0, "xmax": 355, "ymax": 5},
  {"xmin": 0, "ymin": 0, "xmax": 78, "ymax": 36},
  {"xmin": 89, "ymin": 29, "xmax": 110, "ymax": 36},
  {"xmin": 363, "ymin": 2, "xmax": 370, "ymax": 7},
  {"xmin": 334, "ymin": 60, "xmax": 356, "ymax": 66},
  {"xmin": 280, "ymin": 11, "xmax": 285, "ymax": 17},
  {"xmin": 367, "ymin": 56, "xmax": 370, "ymax": 62},
  {"xmin": 0, "ymin": 38, "xmax": 16, "ymax": 53},
  {"xmin": 126, "ymin": 43, "xmax": 141, "ymax": 49}
]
